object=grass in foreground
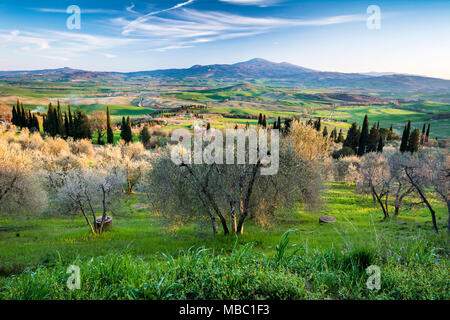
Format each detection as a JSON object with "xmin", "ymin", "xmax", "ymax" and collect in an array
[
  {"xmin": 0, "ymin": 183, "xmax": 448, "ymax": 277},
  {"xmin": 0, "ymin": 230, "xmax": 448, "ymax": 300}
]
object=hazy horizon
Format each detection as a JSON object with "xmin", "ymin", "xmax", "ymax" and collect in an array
[{"xmin": 2, "ymin": 57, "xmax": 449, "ymax": 80}]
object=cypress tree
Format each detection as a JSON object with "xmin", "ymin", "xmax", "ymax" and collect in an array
[
  {"xmin": 420, "ymin": 123, "xmax": 426, "ymax": 145},
  {"xmin": 407, "ymin": 128, "xmax": 420, "ymax": 153},
  {"xmin": 357, "ymin": 115, "xmax": 370, "ymax": 156},
  {"xmin": 367, "ymin": 124, "xmax": 379, "ymax": 153},
  {"xmin": 20, "ymin": 104, "xmax": 26, "ymax": 128},
  {"xmin": 322, "ymin": 126, "xmax": 328, "ymax": 138},
  {"xmin": 67, "ymin": 104, "xmax": 74, "ymax": 137},
  {"xmin": 46, "ymin": 103, "xmax": 57, "ymax": 136},
  {"xmin": 27, "ymin": 110, "xmax": 32, "ymax": 129},
  {"xmin": 258, "ymin": 113, "xmax": 262, "ymax": 126},
  {"xmin": 43, "ymin": 115, "xmax": 48, "ymax": 133},
  {"xmin": 73, "ymin": 108, "xmax": 91, "ymax": 140},
  {"xmin": 389, "ymin": 124, "xmax": 393, "ymax": 132},
  {"xmin": 262, "ymin": 115, "xmax": 267, "ymax": 128},
  {"xmin": 330, "ymin": 127, "xmax": 337, "ymax": 142},
  {"xmin": 120, "ymin": 117, "xmax": 126, "ymax": 141},
  {"xmin": 283, "ymin": 118, "xmax": 292, "ymax": 134},
  {"xmin": 125, "ymin": 116, "xmax": 132, "ymax": 143},
  {"xmin": 400, "ymin": 120, "xmax": 411, "ymax": 152},
  {"xmin": 64, "ymin": 112, "xmax": 69, "ymax": 138},
  {"xmin": 12, "ymin": 105, "xmax": 17, "ymax": 126},
  {"xmin": 344, "ymin": 122, "xmax": 360, "ymax": 152},
  {"xmin": 57, "ymin": 102, "xmax": 64, "ymax": 136},
  {"xmin": 337, "ymin": 129, "xmax": 344, "ymax": 143},
  {"xmin": 315, "ymin": 117, "xmax": 322, "ymax": 132},
  {"xmin": 425, "ymin": 123, "xmax": 430, "ymax": 143},
  {"xmin": 377, "ymin": 135, "xmax": 384, "ymax": 153},
  {"xmin": 106, "ymin": 106, "xmax": 114, "ymax": 144},
  {"xmin": 32, "ymin": 114, "xmax": 39, "ymax": 131}
]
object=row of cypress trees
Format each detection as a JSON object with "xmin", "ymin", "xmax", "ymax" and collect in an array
[
  {"xmin": 257, "ymin": 113, "xmax": 267, "ymax": 128},
  {"xmin": 11, "ymin": 99, "xmax": 39, "ymax": 130},
  {"xmin": 328, "ymin": 127, "xmax": 345, "ymax": 143},
  {"xmin": 42, "ymin": 101, "xmax": 91, "ymax": 140},
  {"xmin": 120, "ymin": 116, "xmax": 133, "ymax": 143},
  {"xmin": 343, "ymin": 115, "xmax": 430, "ymax": 156},
  {"xmin": 306, "ymin": 117, "xmax": 344, "ymax": 144},
  {"xmin": 344, "ymin": 115, "xmax": 385, "ymax": 155},
  {"xmin": 10, "ymin": 101, "xmax": 121, "ymax": 145},
  {"xmin": 399, "ymin": 121, "xmax": 431, "ymax": 153}
]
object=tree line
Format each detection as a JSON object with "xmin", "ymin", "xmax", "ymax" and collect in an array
[
  {"xmin": 339, "ymin": 115, "xmax": 430, "ymax": 156},
  {"xmin": 11, "ymin": 99, "xmax": 39, "ymax": 130}
]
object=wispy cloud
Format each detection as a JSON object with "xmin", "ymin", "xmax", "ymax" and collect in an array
[
  {"xmin": 0, "ymin": 30, "xmax": 51, "ymax": 50},
  {"xmin": 122, "ymin": 0, "xmax": 195, "ymax": 35},
  {"xmin": 126, "ymin": 3, "xmax": 138, "ymax": 14},
  {"xmin": 103, "ymin": 53, "xmax": 117, "ymax": 58},
  {"xmin": 115, "ymin": 7, "xmax": 366, "ymax": 51},
  {"xmin": 147, "ymin": 44, "xmax": 194, "ymax": 52},
  {"xmin": 0, "ymin": 29, "xmax": 141, "ymax": 61},
  {"xmin": 28, "ymin": 54, "xmax": 70, "ymax": 62},
  {"xmin": 218, "ymin": 0, "xmax": 280, "ymax": 6}
]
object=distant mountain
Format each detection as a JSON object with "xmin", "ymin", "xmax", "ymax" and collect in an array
[
  {"xmin": 1, "ymin": 59, "xmax": 449, "ymax": 92},
  {"xmin": 130, "ymin": 58, "xmax": 316, "ymax": 79},
  {"xmin": 126, "ymin": 58, "xmax": 450, "ymax": 92},
  {"xmin": 0, "ymin": 67, "xmax": 122, "ymax": 80}
]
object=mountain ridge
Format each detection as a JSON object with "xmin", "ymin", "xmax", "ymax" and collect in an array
[{"xmin": 1, "ymin": 58, "xmax": 449, "ymax": 92}]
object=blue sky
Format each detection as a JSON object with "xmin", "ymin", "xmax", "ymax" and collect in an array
[{"xmin": 0, "ymin": 0, "xmax": 449, "ymax": 79}]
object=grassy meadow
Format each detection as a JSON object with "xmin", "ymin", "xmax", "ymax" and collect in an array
[{"xmin": 0, "ymin": 183, "xmax": 448, "ymax": 300}]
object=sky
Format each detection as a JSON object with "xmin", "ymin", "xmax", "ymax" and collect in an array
[{"xmin": 0, "ymin": 0, "xmax": 449, "ymax": 79}]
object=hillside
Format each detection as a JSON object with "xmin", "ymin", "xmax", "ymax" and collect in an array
[{"xmin": 1, "ymin": 59, "xmax": 449, "ymax": 93}]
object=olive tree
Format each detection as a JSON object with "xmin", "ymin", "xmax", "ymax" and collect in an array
[
  {"xmin": 141, "ymin": 126, "xmax": 324, "ymax": 236},
  {"xmin": 57, "ymin": 167, "xmax": 123, "ymax": 234},
  {"xmin": 0, "ymin": 142, "xmax": 47, "ymax": 215},
  {"xmin": 356, "ymin": 152, "xmax": 392, "ymax": 219},
  {"xmin": 402, "ymin": 150, "xmax": 449, "ymax": 233},
  {"xmin": 386, "ymin": 151, "xmax": 415, "ymax": 216}
]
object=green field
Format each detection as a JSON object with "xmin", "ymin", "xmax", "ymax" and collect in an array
[
  {"xmin": 0, "ymin": 183, "xmax": 447, "ymax": 275},
  {"xmin": 312, "ymin": 105, "xmax": 449, "ymax": 138},
  {"xmin": 0, "ymin": 182, "xmax": 448, "ymax": 300}
]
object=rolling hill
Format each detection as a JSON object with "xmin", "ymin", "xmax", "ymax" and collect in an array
[{"xmin": 1, "ymin": 58, "xmax": 449, "ymax": 93}]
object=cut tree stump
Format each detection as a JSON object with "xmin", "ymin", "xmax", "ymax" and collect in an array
[
  {"xmin": 319, "ymin": 216, "xmax": 337, "ymax": 224},
  {"xmin": 95, "ymin": 216, "xmax": 113, "ymax": 232}
]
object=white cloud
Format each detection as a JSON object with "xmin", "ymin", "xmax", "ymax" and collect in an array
[
  {"xmin": 115, "ymin": 7, "xmax": 366, "ymax": 50},
  {"xmin": 126, "ymin": 3, "xmax": 138, "ymax": 14},
  {"xmin": 0, "ymin": 29, "xmax": 142, "ymax": 62},
  {"xmin": 218, "ymin": 0, "xmax": 279, "ymax": 6},
  {"xmin": 122, "ymin": 0, "xmax": 196, "ymax": 35},
  {"xmin": 28, "ymin": 54, "xmax": 70, "ymax": 62},
  {"xmin": 0, "ymin": 30, "xmax": 52, "ymax": 50},
  {"xmin": 150, "ymin": 45, "xmax": 194, "ymax": 52}
]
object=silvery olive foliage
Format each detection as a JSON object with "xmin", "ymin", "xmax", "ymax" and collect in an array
[{"xmin": 140, "ymin": 124, "xmax": 325, "ymax": 236}]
